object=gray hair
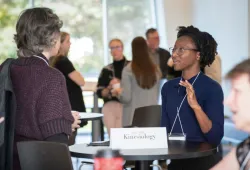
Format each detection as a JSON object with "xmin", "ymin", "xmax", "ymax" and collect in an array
[{"xmin": 14, "ymin": 7, "xmax": 63, "ymax": 57}]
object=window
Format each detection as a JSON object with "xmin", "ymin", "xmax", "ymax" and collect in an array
[
  {"xmin": 35, "ymin": 0, "xmax": 103, "ymax": 77},
  {"xmin": 1, "ymin": 0, "xmax": 162, "ymax": 78},
  {"xmin": 0, "ymin": 0, "xmax": 29, "ymax": 63},
  {"xmin": 106, "ymin": 0, "xmax": 157, "ymax": 62}
]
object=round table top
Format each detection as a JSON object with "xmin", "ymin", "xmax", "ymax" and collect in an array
[
  {"xmin": 79, "ymin": 112, "xmax": 103, "ymax": 121},
  {"xmin": 69, "ymin": 140, "xmax": 217, "ymax": 161}
]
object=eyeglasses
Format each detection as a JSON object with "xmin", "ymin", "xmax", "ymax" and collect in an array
[
  {"xmin": 109, "ymin": 46, "xmax": 122, "ymax": 51},
  {"xmin": 169, "ymin": 47, "xmax": 198, "ymax": 55}
]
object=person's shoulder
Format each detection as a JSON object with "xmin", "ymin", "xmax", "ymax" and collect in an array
[
  {"xmin": 123, "ymin": 63, "xmax": 132, "ymax": 74},
  {"xmin": 103, "ymin": 63, "xmax": 113, "ymax": 71},
  {"xmin": 45, "ymin": 66, "xmax": 66, "ymax": 83},
  {"xmin": 158, "ymin": 47, "xmax": 170, "ymax": 53},
  {"xmin": 125, "ymin": 58, "xmax": 131, "ymax": 65},
  {"xmin": 201, "ymin": 73, "xmax": 222, "ymax": 92},
  {"xmin": 57, "ymin": 56, "xmax": 71, "ymax": 64},
  {"xmin": 201, "ymin": 73, "xmax": 221, "ymax": 86},
  {"xmin": 162, "ymin": 77, "xmax": 181, "ymax": 90}
]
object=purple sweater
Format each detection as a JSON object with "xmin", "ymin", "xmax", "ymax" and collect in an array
[
  {"xmin": 1, "ymin": 54, "xmax": 74, "ymax": 170},
  {"xmin": 0, "ymin": 54, "xmax": 74, "ymax": 140}
]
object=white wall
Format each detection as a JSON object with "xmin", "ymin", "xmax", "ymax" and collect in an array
[
  {"xmin": 163, "ymin": 0, "xmax": 249, "ymax": 116},
  {"xmin": 163, "ymin": 0, "xmax": 193, "ymax": 48},
  {"xmin": 191, "ymin": 0, "xmax": 249, "ymax": 76}
]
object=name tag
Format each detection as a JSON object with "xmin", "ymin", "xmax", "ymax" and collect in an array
[
  {"xmin": 168, "ymin": 133, "xmax": 186, "ymax": 141},
  {"xmin": 110, "ymin": 127, "xmax": 168, "ymax": 149}
]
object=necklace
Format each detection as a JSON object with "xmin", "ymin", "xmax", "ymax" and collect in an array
[{"xmin": 33, "ymin": 55, "xmax": 49, "ymax": 66}]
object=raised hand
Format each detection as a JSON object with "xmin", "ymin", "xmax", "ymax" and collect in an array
[{"xmin": 179, "ymin": 80, "xmax": 201, "ymax": 110}]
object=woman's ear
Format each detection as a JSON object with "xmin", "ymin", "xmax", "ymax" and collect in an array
[{"xmin": 196, "ymin": 52, "xmax": 201, "ymax": 61}]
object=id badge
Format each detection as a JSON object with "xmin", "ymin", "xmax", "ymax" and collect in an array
[{"xmin": 168, "ymin": 133, "xmax": 186, "ymax": 141}]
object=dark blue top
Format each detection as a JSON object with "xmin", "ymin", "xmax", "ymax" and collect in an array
[{"xmin": 161, "ymin": 72, "xmax": 224, "ymax": 146}]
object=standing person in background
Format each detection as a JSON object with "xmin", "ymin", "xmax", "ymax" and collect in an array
[
  {"xmin": 96, "ymin": 39, "xmax": 130, "ymax": 136},
  {"xmin": 146, "ymin": 28, "xmax": 182, "ymax": 80},
  {"xmin": 1, "ymin": 8, "xmax": 80, "ymax": 170},
  {"xmin": 112, "ymin": 36, "xmax": 161, "ymax": 127},
  {"xmin": 51, "ymin": 32, "xmax": 87, "ymax": 145},
  {"xmin": 204, "ymin": 55, "xmax": 222, "ymax": 84}
]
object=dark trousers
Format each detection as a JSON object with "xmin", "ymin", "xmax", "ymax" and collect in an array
[{"xmin": 168, "ymin": 154, "xmax": 222, "ymax": 170}]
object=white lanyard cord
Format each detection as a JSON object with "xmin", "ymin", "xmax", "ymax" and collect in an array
[
  {"xmin": 169, "ymin": 72, "xmax": 201, "ymax": 136},
  {"xmin": 33, "ymin": 55, "xmax": 49, "ymax": 66}
]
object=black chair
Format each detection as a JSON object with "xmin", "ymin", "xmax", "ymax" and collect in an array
[
  {"xmin": 17, "ymin": 141, "xmax": 73, "ymax": 170},
  {"xmin": 125, "ymin": 105, "xmax": 162, "ymax": 170},
  {"xmin": 131, "ymin": 105, "xmax": 161, "ymax": 127}
]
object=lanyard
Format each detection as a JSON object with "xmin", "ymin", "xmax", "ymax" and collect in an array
[
  {"xmin": 169, "ymin": 72, "xmax": 201, "ymax": 137},
  {"xmin": 33, "ymin": 55, "xmax": 49, "ymax": 66}
]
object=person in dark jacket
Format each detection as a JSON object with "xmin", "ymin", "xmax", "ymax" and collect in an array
[
  {"xmin": 3, "ymin": 7, "xmax": 80, "ymax": 170},
  {"xmin": 96, "ymin": 38, "xmax": 130, "ymax": 136},
  {"xmin": 146, "ymin": 28, "xmax": 182, "ymax": 80}
]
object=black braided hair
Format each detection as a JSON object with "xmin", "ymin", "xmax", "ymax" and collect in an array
[{"xmin": 177, "ymin": 25, "xmax": 218, "ymax": 68}]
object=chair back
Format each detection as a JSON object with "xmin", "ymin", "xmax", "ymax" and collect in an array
[
  {"xmin": 17, "ymin": 141, "xmax": 73, "ymax": 170},
  {"xmin": 132, "ymin": 105, "xmax": 161, "ymax": 127}
]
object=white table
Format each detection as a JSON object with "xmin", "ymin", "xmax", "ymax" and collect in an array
[{"xmin": 79, "ymin": 112, "xmax": 103, "ymax": 121}]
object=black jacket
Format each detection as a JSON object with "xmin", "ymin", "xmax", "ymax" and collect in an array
[
  {"xmin": 158, "ymin": 48, "xmax": 182, "ymax": 79},
  {"xmin": 0, "ymin": 59, "xmax": 17, "ymax": 170},
  {"xmin": 96, "ymin": 58, "xmax": 130, "ymax": 104}
]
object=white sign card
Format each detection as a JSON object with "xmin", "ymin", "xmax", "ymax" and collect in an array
[{"xmin": 110, "ymin": 127, "xmax": 168, "ymax": 149}]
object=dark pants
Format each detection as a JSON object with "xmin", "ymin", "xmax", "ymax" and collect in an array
[{"xmin": 168, "ymin": 154, "xmax": 222, "ymax": 170}]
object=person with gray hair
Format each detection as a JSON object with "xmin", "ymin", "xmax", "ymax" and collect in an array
[{"xmin": 0, "ymin": 7, "xmax": 80, "ymax": 170}]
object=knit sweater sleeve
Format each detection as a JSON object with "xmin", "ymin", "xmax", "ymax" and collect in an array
[{"xmin": 36, "ymin": 72, "xmax": 74, "ymax": 139}]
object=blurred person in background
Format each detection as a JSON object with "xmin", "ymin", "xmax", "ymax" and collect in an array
[
  {"xmin": 211, "ymin": 59, "xmax": 250, "ymax": 170},
  {"xmin": 51, "ymin": 31, "xmax": 87, "ymax": 145},
  {"xmin": 146, "ymin": 28, "xmax": 181, "ymax": 80},
  {"xmin": 96, "ymin": 38, "xmax": 130, "ymax": 136},
  {"xmin": 112, "ymin": 36, "xmax": 161, "ymax": 127}
]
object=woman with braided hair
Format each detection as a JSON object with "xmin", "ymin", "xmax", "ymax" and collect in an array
[{"xmin": 161, "ymin": 26, "xmax": 224, "ymax": 170}]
